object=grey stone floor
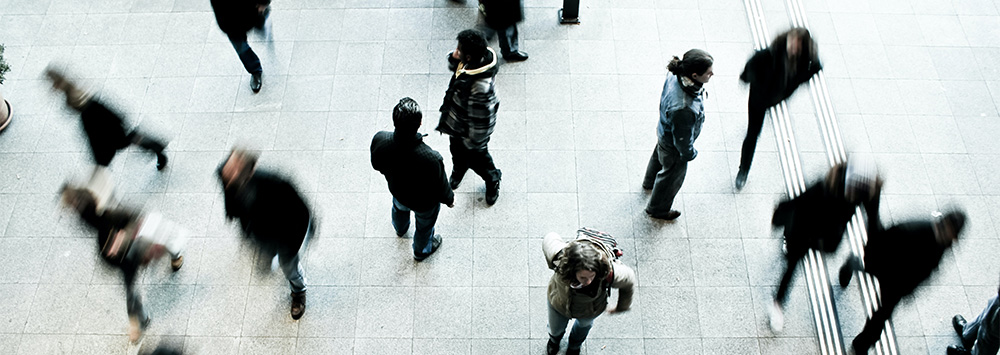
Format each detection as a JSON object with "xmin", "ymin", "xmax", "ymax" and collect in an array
[{"xmin": 0, "ymin": 0, "xmax": 998, "ymax": 354}]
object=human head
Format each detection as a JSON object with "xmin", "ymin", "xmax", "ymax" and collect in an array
[
  {"xmin": 667, "ymin": 49, "xmax": 715, "ymax": 84},
  {"xmin": 59, "ymin": 183, "xmax": 96, "ymax": 215},
  {"xmin": 455, "ymin": 29, "xmax": 488, "ymax": 63},
  {"xmin": 556, "ymin": 242, "xmax": 610, "ymax": 287},
  {"xmin": 220, "ymin": 148, "xmax": 259, "ymax": 190},
  {"xmin": 392, "ymin": 97, "xmax": 422, "ymax": 134},
  {"xmin": 778, "ymin": 27, "xmax": 815, "ymax": 60},
  {"xmin": 933, "ymin": 209, "xmax": 966, "ymax": 247}
]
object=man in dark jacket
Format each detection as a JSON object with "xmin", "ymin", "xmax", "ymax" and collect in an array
[
  {"xmin": 949, "ymin": 277, "xmax": 1000, "ymax": 355},
  {"xmin": 218, "ymin": 148, "xmax": 313, "ymax": 319},
  {"xmin": 210, "ymin": 0, "xmax": 271, "ymax": 93},
  {"xmin": 479, "ymin": 0, "xmax": 528, "ymax": 61},
  {"xmin": 840, "ymin": 201, "xmax": 966, "ymax": 353},
  {"xmin": 438, "ymin": 29, "xmax": 503, "ymax": 205},
  {"xmin": 736, "ymin": 28, "xmax": 821, "ymax": 189},
  {"xmin": 768, "ymin": 160, "xmax": 880, "ymax": 332},
  {"xmin": 372, "ymin": 98, "xmax": 455, "ymax": 260}
]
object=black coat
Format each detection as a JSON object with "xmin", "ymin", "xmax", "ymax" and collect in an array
[
  {"xmin": 740, "ymin": 42, "xmax": 822, "ymax": 108},
  {"xmin": 210, "ymin": 0, "xmax": 270, "ymax": 35},
  {"xmin": 481, "ymin": 0, "xmax": 524, "ymax": 29},
  {"xmin": 371, "ymin": 131, "xmax": 454, "ymax": 211},
  {"xmin": 772, "ymin": 181, "xmax": 866, "ymax": 253},
  {"xmin": 221, "ymin": 170, "xmax": 311, "ymax": 254},
  {"xmin": 863, "ymin": 206, "xmax": 948, "ymax": 293},
  {"xmin": 80, "ymin": 101, "xmax": 132, "ymax": 166}
]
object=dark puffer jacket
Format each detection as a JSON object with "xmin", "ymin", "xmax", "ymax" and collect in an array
[
  {"xmin": 210, "ymin": 0, "xmax": 271, "ymax": 35},
  {"xmin": 437, "ymin": 48, "xmax": 500, "ymax": 150}
]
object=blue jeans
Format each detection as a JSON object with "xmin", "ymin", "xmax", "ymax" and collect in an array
[
  {"xmin": 547, "ymin": 301, "xmax": 599, "ymax": 351},
  {"xmin": 391, "ymin": 198, "xmax": 440, "ymax": 255},
  {"xmin": 962, "ymin": 295, "xmax": 999, "ymax": 355},
  {"xmin": 227, "ymin": 33, "xmax": 262, "ymax": 74},
  {"xmin": 257, "ymin": 220, "xmax": 312, "ymax": 293}
]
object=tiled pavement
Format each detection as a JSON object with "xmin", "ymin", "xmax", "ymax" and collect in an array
[{"xmin": 0, "ymin": 0, "xmax": 998, "ymax": 354}]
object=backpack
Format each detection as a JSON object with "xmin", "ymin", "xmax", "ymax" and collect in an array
[{"xmin": 574, "ymin": 227, "xmax": 622, "ymax": 286}]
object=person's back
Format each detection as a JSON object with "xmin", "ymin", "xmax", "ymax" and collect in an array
[
  {"xmin": 371, "ymin": 131, "xmax": 452, "ymax": 212},
  {"xmin": 865, "ymin": 220, "xmax": 947, "ymax": 290},
  {"xmin": 238, "ymin": 171, "xmax": 310, "ymax": 250}
]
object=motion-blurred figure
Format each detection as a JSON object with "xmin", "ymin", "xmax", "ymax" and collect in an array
[
  {"xmin": 371, "ymin": 98, "xmax": 454, "ymax": 260},
  {"xmin": 768, "ymin": 160, "xmax": 880, "ymax": 332},
  {"xmin": 840, "ymin": 205, "xmax": 966, "ymax": 353},
  {"xmin": 218, "ymin": 148, "xmax": 313, "ymax": 320},
  {"xmin": 60, "ymin": 184, "xmax": 187, "ymax": 343},
  {"xmin": 478, "ymin": 0, "xmax": 528, "ymax": 61},
  {"xmin": 542, "ymin": 230, "xmax": 635, "ymax": 355},
  {"xmin": 437, "ymin": 29, "xmax": 503, "ymax": 205},
  {"xmin": 949, "ymin": 277, "xmax": 999, "ymax": 355},
  {"xmin": 736, "ymin": 28, "xmax": 821, "ymax": 189},
  {"xmin": 643, "ymin": 49, "xmax": 714, "ymax": 221},
  {"xmin": 211, "ymin": 0, "xmax": 271, "ymax": 93}
]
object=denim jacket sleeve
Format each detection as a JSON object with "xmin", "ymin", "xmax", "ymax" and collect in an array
[{"xmin": 669, "ymin": 108, "xmax": 699, "ymax": 161}]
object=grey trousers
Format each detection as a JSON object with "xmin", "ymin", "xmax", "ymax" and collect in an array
[{"xmin": 643, "ymin": 142, "xmax": 688, "ymax": 215}]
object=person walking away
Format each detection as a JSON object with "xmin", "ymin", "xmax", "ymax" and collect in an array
[
  {"xmin": 542, "ymin": 231, "xmax": 635, "ymax": 355},
  {"xmin": 217, "ymin": 148, "xmax": 314, "ymax": 319},
  {"xmin": 736, "ymin": 27, "xmax": 821, "ymax": 189},
  {"xmin": 372, "ymin": 97, "xmax": 455, "ymax": 260},
  {"xmin": 478, "ymin": 0, "xmax": 528, "ymax": 61},
  {"xmin": 437, "ymin": 29, "xmax": 503, "ymax": 205},
  {"xmin": 210, "ymin": 0, "xmax": 271, "ymax": 93},
  {"xmin": 642, "ymin": 49, "xmax": 714, "ymax": 221}
]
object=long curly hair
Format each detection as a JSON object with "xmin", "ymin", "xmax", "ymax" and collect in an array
[{"xmin": 555, "ymin": 241, "xmax": 610, "ymax": 285}]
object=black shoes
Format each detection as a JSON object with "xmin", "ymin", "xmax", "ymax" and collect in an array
[
  {"xmin": 414, "ymin": 234, "xmax": 442, "ymax": 261},
  {"xmin": 947, "ymin": 345, "xmax": 972, "ymax": 355},
  {"xmin": 449, "ymin": 170, "xmax": 465, "ymax": 190},
  {"xmin": 546, "ymin": 339, "xmax": 559, "ymax": 355},
  {"xmin": 485, "ymin": 179, "xmax": 500, "ymax": 205},
  {"xmin": 953, "ymin": 315, "xmax": 973, "ymax": 348},
  {"xmin": 735, "ymin": 169, "xmax": 748, "ymax": 190},
  {"xmin": 251, "ymin": 73, "xmax": 263, "ymax": 93},
  {"xmin": 156, "ymin": 152, "xmax": 168, "ymax": 171},
  {"xmin": 565, "ymin": 348, "xmax": 580, "ymax": 355},
  {"xmin": 290, "ymin": 291, "xmax": 306, "ymax": 320},
  {"xmin": 647, "ymin": 209, "xmax": 681, "ymax": 221},
  {"xmin": 839, "ymin": 256, "xmax": 861, "ymax": 288},
  {"xmin": 504, "ymin": 51, "xmax": 529, "ymax": 62}
]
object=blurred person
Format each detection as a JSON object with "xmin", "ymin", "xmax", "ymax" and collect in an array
[
  {"xmin": 371, "ymin": 98, "xmax": 454, "ymax": 260},
  {"xmin": 736, "ymin": 27, "xmax": 822, "ymax": 190},
  {"xmin": 478, "ymin": 0, "xmax": 528, "ymax": 61},
  {"xmin": 217, "ymin": 148, "xmax": 313, "ymax": 319},
  {"xmin": 948, "ymin": 276, "xmax": 999, "ymax": 355},
  {"xmin": 643, "ymin": 49, "xmax": 714, "ymax": 220},
  {"xmin": 840, "ymin": 205, "xmax": 967, "ymax": 354},
  {"xmin": 437, "ymin": 29, "xmax": 503, "ymax": 205},
  {"xmin": 768, "ymin": 160, "xmax": 881, "ymax": 332},
  {"xmin": 60, "ymin": 184, "xmax": 187, "ymax": 343},
  {"xmin": 211, "ymin": 0, "xmax": 272, "ymax": 93},
  {"xmin": 542, "ymin": 231, "xmax": 635, "ymax": 355}
]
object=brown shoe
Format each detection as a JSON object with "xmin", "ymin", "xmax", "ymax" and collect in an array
[
  {"xmin": 290, "ymin": 291, "xmax": 306, "ymax": 320},
  {"xmin": 170, "ymin": 255, "xmax": 183, "ymax": 271}
]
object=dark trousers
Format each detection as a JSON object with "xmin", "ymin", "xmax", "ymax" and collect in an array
[
  {"xmin": 739, "ymin": 94, "xmax": 770, "ymax": 173},
  {"xmin": 449, "ymin": 136, "xmax": 501, "ymax": 184},
  {"xmin": 481, "ymin": 23, "xmax": 520, "ymax": 57},
  {"xmin": 853, "ymin": 282, "xmax": 915, "ymax": 352},
  {"xmin": 775, "ymin": 243, "xmax": 808, "ymax": 306},
  {"xmin": 643, "ymin": 142, "xmax": 687, "ymax": 214},
  {"xmin": 227, "ymin": 33, "xmax": 263, "ymax": 75}
]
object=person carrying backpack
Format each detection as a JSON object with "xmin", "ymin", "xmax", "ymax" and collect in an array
[{"xmin": 542, "ymin": 229, "xmax": 636, "ymax": 355}]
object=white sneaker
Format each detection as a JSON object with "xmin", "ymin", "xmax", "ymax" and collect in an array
[{"xmin": 768, "ymin": 301, "xmax": 784, "ymax": 333}]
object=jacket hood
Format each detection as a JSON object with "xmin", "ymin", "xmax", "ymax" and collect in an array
[{"xmin": 454, "ymin": 48, "xmax": 499, "ymax": 79}]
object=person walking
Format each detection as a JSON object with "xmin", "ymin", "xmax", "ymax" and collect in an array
[
  {"xmin": 735, "ymin": 27, "xmax": 821, "ymax": 189},
  {"xmin": 371, "ymin": 97, "xmax": 454, "ymax": 260},
  {"xmin": 642, "ymin": 49, "xmax": 714, "ymax": 220},
  {"xmin": 839, "ymin": 204, "xmax": 966, "ymax": 353},
  {"xmin": 478, "ymin": 0, "xmax": 528, "ymax": 61},
  {"xmin": 217, "ymin": 148, "xmax": 313, "ymax": 320},
  {"xmin": 542, "ymin": 231, "xmax": 635, "ymax": 355},
  {"xmin": 768, "ymin": 160, "xmax": 881, "ymax": 332},
  {"xmin": 60, "ymin": 184, "xmax": 187, "ymax": 343},
  {"xmin": 210, "ymin": 0, "xmax": 271, "ymax": 93},
  {"xmin": 949, "ymin": 277, "xmax": 999, "ymax": 355},
  {"xmin": 437, "ymin": 29, "xmax": 503, "ymax": 205}
]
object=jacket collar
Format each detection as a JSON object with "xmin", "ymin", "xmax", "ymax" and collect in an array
[
  {"xmin": 678, "ymin": 75, "xmax": 705, "ymax": 98},
  {"xmin": 454, "ymin": 48, "xmax": 498, "ymax": 79}
]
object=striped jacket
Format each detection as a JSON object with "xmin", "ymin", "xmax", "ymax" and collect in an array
[{"xmin": 437, "ymin": 48, "xmax": 500, "ymax": 150}]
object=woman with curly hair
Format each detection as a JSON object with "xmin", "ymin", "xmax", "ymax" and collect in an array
[{"xmin": 542, "ymin": 232, "xmax": 636, "ymax": 355}]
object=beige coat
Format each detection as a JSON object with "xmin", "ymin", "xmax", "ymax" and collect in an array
[{"xmin": 543, "ymin": 232, "xmax": 636, "ymax": 319}]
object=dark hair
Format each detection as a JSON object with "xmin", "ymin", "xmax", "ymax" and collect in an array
[
  {"xmin": 942, "ymin": 210, "xmax": 967, "ymax": 238},
  {"xmin": 556, "ymin": 242, "xmax": 610, "ymax": 285},
  {"xmin": 774, "ymin": 27, "xmax": 818, "ymax": 61},
  {"xmin": 392, "ymin": 97, "xmax": 422, "ymax": 133},
  {"xmin": 667, "ymin": 49, "xmax": 714, "ymax": 77},
  {"xmin": 456, "ymin": 29, "xmax": 488, "ymax": 62}
]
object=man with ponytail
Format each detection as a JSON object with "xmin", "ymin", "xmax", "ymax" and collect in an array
[{"xmin": 642, "ymin": 49, "xmax": 714, "ymax": 221}]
